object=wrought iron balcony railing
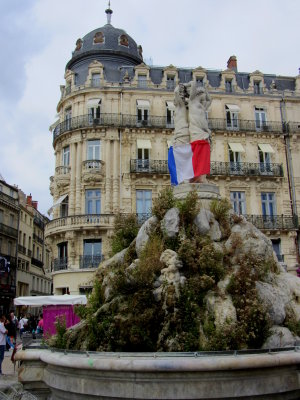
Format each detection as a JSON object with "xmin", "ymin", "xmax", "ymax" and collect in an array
[
  {"xmin": 0, "ymin": 222, "xmax": 18, "ymax": 238},
  {"xmin": 210, "ymin": 162, "xmax": 283, "ymax": 177},
  {"xmin": 130, "ymin": 160, "xmax": 283, "ymax": 177},
  {"xmin": 18, "ymin": 244, "xmax": 27, "ymax": 255},
  {"xmin": 53, "ymin": 257, "xmax": 68, "ymax": 271},
  {"xmin": 243, "ymin": 214, "xmax": 298, "ymax": 230},
  {"xmin": 53, "ymin": 113, "xmax": 297, "ymax": 143},
  {"xmin": 33, "ymin": 233, "xmax": 43, "ymax": 244},
  {"xmin": 79, "ymin": 255, "xmax": 104, "ymax": 269},
  {"xmin": 31, "ymin": 257, "xmax": 44, "ymax": 268},
  {"xmin": 34, "ymin": 216, "xmax": 45, "ymax": 229},
  {"xmin": 130, "ymin": 159, "xmax": 169, "ymax": 174},
  {"xmin": 0, "ymin": 191, "xmax": 19, "ymax": 207}
]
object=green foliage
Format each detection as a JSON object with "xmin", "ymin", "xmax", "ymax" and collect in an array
[
  {"xmin": 178, "ymin": 234, "xmax": 225, "ymax": 282},
  {"xmin": 210, "ymin": 198, "xmax": 232, "ymax": 237},
  {"xmin": 177, "ymin": 190, "xmax": 200, "ymax": 228},
  {"xmin": 284, "ymin": 307, "xmax": 300, "ymax": 336},
  {"xmin": 152, "ymin": 187, "xmax": 176, "ymax": 220},
  {"xmin": 111, "ymin": 213, "xmax": 139, "ymax": 255},
  {"xmin": 227, "ymin": 255, "xmax": 271, "ymax": 349},
  {"xmin": 54, "ymin": 315, "xmax": 67, "ymax": 349}
]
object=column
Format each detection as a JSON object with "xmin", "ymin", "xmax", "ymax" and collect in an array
[{"xmin": 75, "ymin": 141, "xmax": 82, "ymax": 215}]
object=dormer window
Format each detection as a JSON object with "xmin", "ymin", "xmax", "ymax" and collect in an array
[
  {"xmin": 196, "ymin": 77, "xmax": 204, "ymax": 87},
  {"xmin": 119, "ymin": 34, "xmax": 129, "ymax": 47},
  {"xmin": 254, "ymin": 81, "xmax": 262, "ymax": 94},
  {"xmin": 91, "ymin": 73, "xmax": 101, "ymax": 88},
  {"xmin": 65, "ymin": 81, "xmax": 71, "ymax": 96},
  {"xmin": 225, "ymin": 79, "xmax": 233, "ymax": 93},
  {"xmin": 138, "ymin": 75, "xmax": 147, "ymax": 88},
  {"xmin": 167, "ymin": 76, "xmax": 176, "ymax": 91},
  {"xmin": 93, "ymin": 32, "xmax": 104, "ymax": 44}
]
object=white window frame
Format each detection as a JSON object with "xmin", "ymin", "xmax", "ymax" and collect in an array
[
  {"xmin": 230, "ymin": 192, "xmax": 246, "ymax": 215},
  {"xmin": 136, "ymin": 190, "xmax": 152, "ymax": 222},
  {"xmin": 85, "ymin": 189, "xmax": 101, "ymax": 215},
  {"xmin": 64, "ymin": 108, "xmax": 72, "ymax": 130},
  {"xmin": 91, "ymin": 73, "xmax": 101, "ymax": 87},
  {"xmin": 138, "ymin": 74, "xmax": 147, "ymax": 88},
  {"xmin": 255, "ymin": 107, "xmax": 267, "ymax": 131},
  {"xmin": 225, "ymin": 105, "xmax": 239, "ymax": 130},
  {"xmin": 62, "ymin": 146, "xmax": 70, "ymax": 167},
  {"xmin": 87, "ymin": 140, "xmax": 101, "ymax": 161}
]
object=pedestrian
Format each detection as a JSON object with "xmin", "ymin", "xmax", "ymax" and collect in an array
[
  {"xmin": 18, "ymin": 314, "xmax": 28, "ymax": 339},
  {"xmin": 37, "ymin": 314, "xmax": 44, "ymax": 334},
  {"xmin": 4, "ymin": 316, "xmax": 15, "ymax": 350},
  {"xmin": 0, "ymin": 315, "xmax": 8, "ymax": 375}
]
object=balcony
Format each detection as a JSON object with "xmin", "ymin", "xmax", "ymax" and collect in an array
[
  {"xmin": 208, "ymin": 118, "xmax": 283, "ymax": 133},
  {"xmin": 34, "ymin": 216, "xmax": 44, "ymax": 230},
  {"xmin": 0, "ymin": 191, "xmax": 19, "ymax": 208},
  {"xmin": 244, "ymin": 215, "xmax": 298, "ymax": 230},
  {"xmin": 52, "ymin": 113, "xmax": 299, "ymax": 143},
  {"xmin": 53, "ymin": 257, "xmax": 68, "ymax": 271},
  {"xmin": 18, "ymin": 244, "xmax": 27, "ymax": 255},
  {"xmin": 82, "ymin": 160, "xmax": 105, "ymax": 182},
  {"xmin": 0, "ymin": 222, "xmax": 18, "ymax": 239},
  {"xmin": 79, "ymin": 255, "xmax": 104, "ymax": 269},
  {"xmin": 33, "ymin": 233, "xmax": 44, "ymax": 245},
  {"xmin": 210, "ymin": 162, "xmax": 283, "ymax": 178},
  {"xmin": 45, "ymin": 214, "xmax": 115, "ymax": 236},
  {"xmin": 31, "ymin": 257, "xmax": 44, "ymax": 268},
  {"xmin": 27, "ymin": 249, "xmax": 32, "ymax": 257},
  {"xmin": 130, "ymin": 159, "xmax": 169, "ymax": 174}
]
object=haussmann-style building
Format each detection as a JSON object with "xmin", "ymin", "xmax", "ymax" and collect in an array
[{"xmin": 46, "ymin": 6, "xmax": 300, "ymax": 295}]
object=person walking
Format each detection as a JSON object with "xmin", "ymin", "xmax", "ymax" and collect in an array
[{"xmin": 0, "ymin": 315, "xmax": 8, "ymax": 375}]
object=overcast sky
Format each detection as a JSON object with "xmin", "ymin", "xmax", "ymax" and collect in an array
[{"xmin": 0, "ymin": 0, "xmax": 299, "ymax": 215}]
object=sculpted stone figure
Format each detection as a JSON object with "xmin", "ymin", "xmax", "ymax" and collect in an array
[
  {"xmin": 173, "ymin": 80, "xmax": 212, "ymax": 146},
  {"xmin": 171, "ymin": 81, "xmax": 212, "ymax": 183}
]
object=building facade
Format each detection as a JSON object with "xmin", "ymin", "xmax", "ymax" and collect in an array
[
  {"xmin": 0, "ymin": 178, "xmax": 19, "ymax": 315},
  {"xmin": 46, "ymin": 7, "xmax": 300, "ymax": 295},
  {"xmin": 0, "ymin": 175, "xmax": 52, "ymax": 314},
  {"xmin": 16, "ymin": 192, "xmax": 52, "ymax": 302}
]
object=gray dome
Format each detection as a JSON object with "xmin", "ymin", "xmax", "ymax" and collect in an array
[{"xmin": 68, "ymin": 23, "xmax": 143, "ymax": 68}]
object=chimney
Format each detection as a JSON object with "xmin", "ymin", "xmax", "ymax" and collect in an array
[
  {"xmin": 26, "ymin": 194, "xmax": 32, "ymax": 206},
  {"xmin": 227, "ymin": 55, "xmax": 237, "ymax": 72},
  {"xmin": 32, "ymin": 201, "xmax": 38, "ymax": 210}
]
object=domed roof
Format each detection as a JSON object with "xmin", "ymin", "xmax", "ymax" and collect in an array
[{"xmin": 68, "ymin": 23, "xmax": 143, "ymax": 68}]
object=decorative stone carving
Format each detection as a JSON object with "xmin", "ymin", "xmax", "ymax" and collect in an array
[
  {"xmin": 136, "ymin": 216, "xmax": 158, "ymax": 257},
  {"xmin": 94, "ymin": 32, "xmax": 104, "ymax": 44},
  {"xmin": 161, "ymin": 208, "xmax": 180, "ymax": 238},
  {"xmin": 75, "ymin": 38, "xmax": 82, "ymax": 51}
]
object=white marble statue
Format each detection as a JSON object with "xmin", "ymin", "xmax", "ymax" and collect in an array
[
  {"xmin": 172, "ymin": 81, "xmax": 212, "ymax": 183},
  {"xmin": 173, "ymin": 80, "xmax": 212, "ymax": 146}
]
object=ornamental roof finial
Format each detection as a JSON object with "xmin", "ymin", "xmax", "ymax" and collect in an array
[{"xmin": 105, "ymin": 1, "xmax": 113, "ymax": 25}]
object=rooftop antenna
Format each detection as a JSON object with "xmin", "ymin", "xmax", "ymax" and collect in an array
[{"xmin": 105, "ymin": 1, "xmax": 113, "ymax": 25}]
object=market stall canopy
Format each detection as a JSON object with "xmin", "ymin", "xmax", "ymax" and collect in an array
[{"xmin": 14, "ymin": 295, "xmax": 87, "ymax": 307}]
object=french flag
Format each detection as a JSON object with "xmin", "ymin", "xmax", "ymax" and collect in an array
[{"xmin": 168, "ymin": 140, "xmax": 210, "ymax": 185}]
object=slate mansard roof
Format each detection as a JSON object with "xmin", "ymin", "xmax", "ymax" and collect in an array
[{"xmin": 65, "ymin": 22, "xmax": 296, "ymax": 92}]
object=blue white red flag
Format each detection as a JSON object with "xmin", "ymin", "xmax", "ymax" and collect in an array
[{"xmin": 168, "ymin": 140, "xmax": 210, "ymax": 185}]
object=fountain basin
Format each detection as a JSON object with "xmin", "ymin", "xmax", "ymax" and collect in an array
[{"xmin": 16, "ymin": 348, "xmax": 300, "ymax": 399}]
